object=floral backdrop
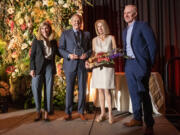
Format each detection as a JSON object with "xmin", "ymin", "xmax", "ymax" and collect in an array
[{"xmin": 0, "ymin": 0, "xmax": 83, "ymax": 109}]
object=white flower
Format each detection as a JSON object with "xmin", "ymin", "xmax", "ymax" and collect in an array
[
  {"xmin": 15, "ymin": 69, "xmax": 19, "ymax": 73},
  {"xmin": 67, "ymin": 0, "xmax": 72, "ymax": 4},
  {"xmin": 63, "ymin": 3, "xmax": 69, "ymax": 8},
  {"xmin": 12, "ymin": 72, "xmax": 16, "ymax": 78},
  {"xmin": 35, "ymin": 1, "xmax": 42, "ymax": 8},
  {"xmin": 27, "ymin": 22, "xmax": 32, "ymax": 28},
  {"xmin": 8, "ymin": 38, "xmax": 15, "ymax": 50},
  {"xmin": 24, "ymin": 15, "xmax": 31, "ymax": 23},
  {"xmin": 50, "ymin": 7, "xmax": 55, "ymax": 13},
  {"xmin": 8, "ymin": 43, "xmax": 13, "ymax": 50},
  {"xmin": 23, "ymin": 31, "xmax": 28, "ymax": 39},
  {"xmin": 15, "ymin": 11, "xmax": 22, "ymax": 21},
  {"xmin": 7, "ymin": 7, "xmax": 15, "ymax": 14},
  {"xmin": 43, "ymin": 0, "xmax": 48, "ymax": 6},
  {"xmin": 31, "ymin": 11, "xmax": 35, "ymax": 17},
  {"xmin": 18, "ymin": 18, "xmax": 24, "ymax": 25},
  {"xmin": 28, "ymin": 40, "xmax": 32, "ymax": 46},
  {"xmin": 58, "ymin": 0, "xmax": 64, "ymax": 5},
  {"xmin": 21, "ymin": 43, "xmax": 28, "ymax": 50}
]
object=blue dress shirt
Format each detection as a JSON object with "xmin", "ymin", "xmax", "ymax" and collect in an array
[{"xmin": 126, "ymin": 21, "xmax": 135, "ymax": 58}]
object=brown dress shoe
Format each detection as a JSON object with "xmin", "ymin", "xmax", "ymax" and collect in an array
[
  {"xmin": 64, "ymin": 114, "xmax": 72, "ymax": 121},
  {"xmin": 34, "ymin": 112, "xmax": 42, "ymax": 122},
  {"xmin": 123, "ymin": 119, "xmax": 143, "ymax": 127},
  {"xmin": 144, "ymin": 127, "xmax": 154, "ymax": 135},
  {"xmin": 79, "ymin": 114, "xmax": 87, "ymax": 121}
]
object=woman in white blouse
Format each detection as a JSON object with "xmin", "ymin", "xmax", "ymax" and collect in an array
[{"xmin": 30, "ymin": 21, "xmax": 60, "ymax": 122}]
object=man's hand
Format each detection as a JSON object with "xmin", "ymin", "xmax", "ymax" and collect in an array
[
  {"xmin": 79, "ymin": 53, "xmax": 87, "ymax": 60},
  {"xmin": 30, "ymin": 70, "xmax": 36, "ymax": 77},
  {"xmin": 69, "ymin": 54, "xmax": 79, "ymax": 60}
]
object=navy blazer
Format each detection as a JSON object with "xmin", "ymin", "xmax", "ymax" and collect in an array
[
  {"xmin": 123, "ymin": 21, "xmax": 157, "ymax": 74},
  {"xmin": 30, "ymin": 38, "xmax": 60, "ymax": 75},
  {"xmin": 59, "ymin": 29, "xmax": 92, "ymax": 72}
]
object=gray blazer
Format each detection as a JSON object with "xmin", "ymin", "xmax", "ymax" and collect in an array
[{"xmin": 59, "ymin": 29, "xmax": 92, "ymax": 72}]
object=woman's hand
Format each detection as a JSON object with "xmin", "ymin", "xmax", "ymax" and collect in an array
[{"xmin": 30, "ymin": 70, "xmax": 36, "ymax": 77}]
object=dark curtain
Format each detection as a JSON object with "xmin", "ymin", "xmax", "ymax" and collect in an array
[{"xmin": 83, "ymin": 0, "xmax": 180, "ymax": 97}]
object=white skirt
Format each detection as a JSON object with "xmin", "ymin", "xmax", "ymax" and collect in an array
[{"xmin": 91, "ymin": 67, "xmax": 115, "ymax": 89}]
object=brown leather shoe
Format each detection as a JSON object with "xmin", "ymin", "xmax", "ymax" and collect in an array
[
  {"xmin": 34, "ymin": 112, "xmax": 42, "ymax": 122},
  {"xmin": 79, "ymin": 114, "xmax": 87, "ymax": 121},
  {"xmin": 64, "ymin": 114, "xmax": 72, "ymax": 121},
  {"xmin": 144, "ymin": 127, "xmax": 154, "ymax": 135},
  {"xmin": 123, "ymin": 119, "xmax": 143, "ymax": 127}
]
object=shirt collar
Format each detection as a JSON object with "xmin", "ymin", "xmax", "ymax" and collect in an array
[
  {"xmin": 73, "ymin": 28, "xmax": 80, "ymax": 33},
  {"xmin": 128, "ymin": 21, "xmax": 135, "ymax": 29}
]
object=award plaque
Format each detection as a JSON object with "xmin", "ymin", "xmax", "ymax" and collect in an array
[{"xmin": 74, "ymin": 46, "xmax": 84, "ymax": 57}]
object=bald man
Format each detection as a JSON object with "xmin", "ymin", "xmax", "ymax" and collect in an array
[{"xmin": 122, "ymin": 5, "xmax": 157, "ymax": 135}]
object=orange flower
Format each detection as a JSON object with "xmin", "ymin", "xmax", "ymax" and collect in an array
[
  {"xmin": 56, "ymin": 63, "xmax": 62, "ymax": 76},
  {"xmin": 0, "ymin": 81, "xmax": 9, "ymax": 90},
  {"xmin": 0, "ymin": 88, "xmax": 9, "ymax": 96}
]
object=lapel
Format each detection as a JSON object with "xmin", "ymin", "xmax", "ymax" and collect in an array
[
  {"xmin": 123, "ymin": 28, "xmax": 128, "ymax": 50},
  {"xmin": 130, "ymin": 21, "xmax": 137, "ymax": 43},
  {"xmin": 79, "ymin": 30, "xmax": 83, "ymax": 47},
  {"xmin": 70, "ymin": 29, "xmax": 77, "ymax": 45},
  {"xmin": 39, "ymin": 40, "xmax": 44, "ymax": 50},
  {"xmin": 70, "ymin": 29, "xmax": 84, "ymax": 47}
]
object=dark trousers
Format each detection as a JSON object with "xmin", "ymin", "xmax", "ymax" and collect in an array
[
  {"xmin": 65, "ymin": 67, "xmax": 87, "ymax": 115},
  {"xmin": 125, "ymin": 59, "xmax": 154, "ymax": 127}
]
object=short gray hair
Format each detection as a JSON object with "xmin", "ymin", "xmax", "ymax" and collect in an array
[{"xmin": 70, "ymin": 13, "xmax": 82, "ymax": 23}]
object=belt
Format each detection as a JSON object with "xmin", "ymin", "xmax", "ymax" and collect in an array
[{"xmin": 126, "ymin": 57, "xmax": 135, "ymax": 60}]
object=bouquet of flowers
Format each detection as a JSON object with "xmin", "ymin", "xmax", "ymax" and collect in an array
[{"xmin": 86, "ymin": 48, "xmax": 128, "ymax": 69}]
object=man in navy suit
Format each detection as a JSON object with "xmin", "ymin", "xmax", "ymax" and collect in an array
[
  {"xmin": 122, "ymin": 5, "xmax": 157, "ymax": 135},
  {"xmin": 59, "ymin": 14, "xmax": 91, "ymax": 121}
]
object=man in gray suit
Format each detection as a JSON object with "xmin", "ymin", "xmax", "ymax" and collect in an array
[{"xmin": 59, "ymin": 14, "xmax": 92, "ymax": 121}]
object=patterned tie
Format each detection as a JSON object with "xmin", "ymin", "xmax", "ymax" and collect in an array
[{"xmin": 75, "ymin": 31, "xmax": 80, "ymax": 46}]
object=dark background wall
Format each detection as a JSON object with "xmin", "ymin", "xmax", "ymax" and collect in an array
[{"xmin": 175, "ymin": 0, "xmax": 180, "ymax": 47}]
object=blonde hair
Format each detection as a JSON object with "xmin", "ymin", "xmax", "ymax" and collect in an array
[
  {"xmin": 37, "ymin": 21, "xmax": 53, "ymax": 41},
  {"xmin": 94, "ymin": 19, "xmax": 110, "ymax": 36}
]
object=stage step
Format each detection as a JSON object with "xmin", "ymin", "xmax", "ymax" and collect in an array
[{"xmin": 0, "ymin": 109, "xmax": 179, "ymax": 135}]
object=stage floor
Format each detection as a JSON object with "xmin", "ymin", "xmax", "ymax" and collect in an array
[{"xmin": 0, "ymin": 109, "xmax": 179, "ymax": 135}]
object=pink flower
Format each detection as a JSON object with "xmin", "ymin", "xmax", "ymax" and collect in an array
[
  {"xmin": 21, "ymin": 23, "xmax": 27, "ymax": 31},
  {"xmin": 12, "ymin": 51, "xmax": 18, "ymax": 58},
  {"xmin": 29, "ymin": 48, "xmax": 31, "ymax": 56},
  {"xmin": 10, "ymin": 20, "xmax": 14, "ymax": 31}
]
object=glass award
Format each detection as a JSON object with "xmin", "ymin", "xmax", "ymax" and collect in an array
[{"xmin": 74, "ymin": 45, "xmax": 84, "ymax": 57}]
